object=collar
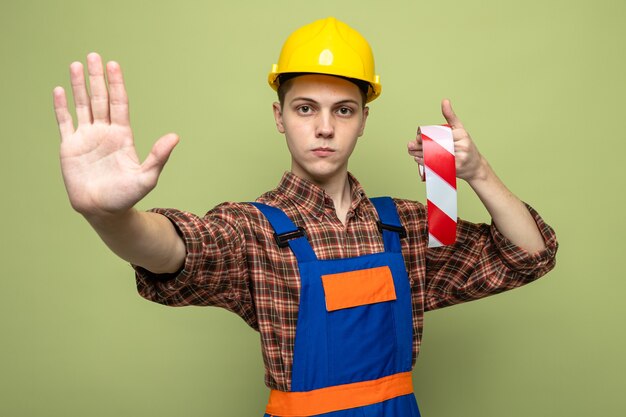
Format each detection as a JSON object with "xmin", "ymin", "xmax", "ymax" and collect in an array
[{"xmin": 277, "ymin": 171, "xmax": 369, "ymax": 219}]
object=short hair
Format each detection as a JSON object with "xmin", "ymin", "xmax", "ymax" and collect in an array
[{"xmin": 277, "ymin": 73, "xmax": 369, "ymax": 108}]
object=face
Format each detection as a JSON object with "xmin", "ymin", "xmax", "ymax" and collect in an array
[{"xmin": 273, "ymin": 74, "xmax": 369, "ymax": 186}]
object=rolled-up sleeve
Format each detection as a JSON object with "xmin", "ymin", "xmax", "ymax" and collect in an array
[
  {"xmin": 133, "ymin": 204, "xmax": 257, "ymax": 329},
  {"xmin": 424, "ymin": 204, "xmax": 558, "ymax": 311}
]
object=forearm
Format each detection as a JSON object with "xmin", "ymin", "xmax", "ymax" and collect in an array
[
  {"xmin": 83, "ymin": 209, "xmax": 186, "ymax": 274},
  {"xmin": 466, "ymin": 157, "xmax": 546, "ymax": 253}
]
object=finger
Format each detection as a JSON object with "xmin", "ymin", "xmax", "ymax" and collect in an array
[
  {"xmin": 408, "ymin": 127, "xmax": 423, "ymax": 150},
  {"xmin": 407, "ymin": 140, "xmax": 423, "ymax": 161},
  {"xmin": 87, "ymin": 52, "xmax": 110, "ymax": 123},
  {"xmin": 142, "ymin": 134, "xmax": 180, "ymax": 177},
  {"xmin": 407, "ymin": 140, "xmax": 422, "ymax": 152},
  {"xmin": 106, "ymin": 61, "xmax": 130, "ymax": 126},
  {"xmin": 53, "ymin": 87, "xmax": 75, "ymax": 141},
  {"xmin": 408, "ymin": 149, "xmax": 423, "ymax": 158},
  {"xmin": 69, "ymin": 61, "xmax": 92, "ymax": 125},
  {"xmin": 441, "ymin": 98, "xmax": 464, "ymax": 129},
  {"xmin": 409, "ymin": 152, "xmax": 424, "ymax": 161}
]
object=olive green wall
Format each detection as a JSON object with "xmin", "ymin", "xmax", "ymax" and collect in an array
[{"xmin": 1, "ymin": 0, "xmax": 623, "ymax": 416}]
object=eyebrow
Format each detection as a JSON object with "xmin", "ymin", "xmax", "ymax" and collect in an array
[{"xmin": 289, "ymin": 97, "xmax": 360, "ymax": 106}]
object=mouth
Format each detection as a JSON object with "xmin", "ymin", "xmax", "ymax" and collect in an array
[{"xmin": 311, "ymin": 147, "xmax": 335, "ymax": 157}]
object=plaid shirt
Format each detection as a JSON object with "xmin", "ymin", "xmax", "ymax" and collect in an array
[{"xmin": 135, "ymin": 172, "xmax": 558, "ymax": 391}]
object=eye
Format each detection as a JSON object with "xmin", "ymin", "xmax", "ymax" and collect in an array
[
  {"xmin": 297, "ymin": 105, "xmax": 312, "ymax": 114},
  {"xmin": 337, "ymin": 106, "xmax": 354, "ymax": 116}
]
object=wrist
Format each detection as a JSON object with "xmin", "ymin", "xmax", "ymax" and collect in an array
[
  {"xmin": 83, "ymin": 207, "xmax": 139, "ymax": 231},
  {"xmin": 466, "ymin": 156, "xmax": 492, "ymax": 185}
]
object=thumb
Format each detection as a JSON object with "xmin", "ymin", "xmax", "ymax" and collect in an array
[
  {"xmin": 441, "ymin": 98, "xmax": 464, "ymax": 129},
  {"xmin": 142, "ymin": 133, "xmax": 180, "ymax": 176}
]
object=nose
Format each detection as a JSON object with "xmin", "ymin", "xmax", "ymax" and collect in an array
[{"xmin": 315, "ymin": 110, "xmax": 335, "ymax": 139}]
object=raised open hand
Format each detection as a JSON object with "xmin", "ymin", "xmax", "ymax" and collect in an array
[{"xmin": 53, "ymin": 53, "xmax": 179, "ymax": 217}]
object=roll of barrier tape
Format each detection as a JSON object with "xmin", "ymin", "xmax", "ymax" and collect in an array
[{"xmin": 418, "ymin": 124, "xmax": 457, "ymax": 247}]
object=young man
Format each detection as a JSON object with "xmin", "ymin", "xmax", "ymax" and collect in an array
[{"xmin": 53, "ymin": 17, "xmax": 557, "ymax": 417}]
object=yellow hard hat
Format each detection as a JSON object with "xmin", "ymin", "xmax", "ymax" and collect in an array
[{"xmin": 269, "ymin": 17, "xmax": 382, "ymax": 103}]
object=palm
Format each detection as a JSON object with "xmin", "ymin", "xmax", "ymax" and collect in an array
[
  {"xmin": 53, "ymin": 53, "xmax": 178, "ymax": 216},
  {"xmin": 61, "ymin": 123, "xmax": 144, "ymax": 213}
]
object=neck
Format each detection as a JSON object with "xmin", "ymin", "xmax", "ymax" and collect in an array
[{"xmin": 323, "ymin": 175, "xmax": 352, "ymax": 214}]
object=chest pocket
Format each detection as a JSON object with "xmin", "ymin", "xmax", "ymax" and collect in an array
[{"xmin": 321, "ymin": 266, "xmax": 397, "ymax": 311}]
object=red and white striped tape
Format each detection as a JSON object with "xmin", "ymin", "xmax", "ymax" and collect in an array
[{"xmin": 418, "ymin": 124, "xmax": 457, "ymax": 247}]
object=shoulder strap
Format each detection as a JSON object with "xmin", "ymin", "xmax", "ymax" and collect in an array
[
  {"xmin": 370, "ymin": 197, "xmax": 405, "ymax": 253},
  {"xmin": 250, "ymin": 202, "xmax": 317, "ymax": 262}
]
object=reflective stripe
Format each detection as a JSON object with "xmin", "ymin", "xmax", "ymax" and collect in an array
[
  {"xmin": 321, "ymin": 266, "xmax": 396, "ymax": 311},
  {"xmin": 265, "ymin": 372, "xmax": 413, "ymax": 417}
]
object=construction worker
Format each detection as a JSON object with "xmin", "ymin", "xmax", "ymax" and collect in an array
[{"xmin": 52, "ymin": 17, "xmax": 557, "ymax": 417}]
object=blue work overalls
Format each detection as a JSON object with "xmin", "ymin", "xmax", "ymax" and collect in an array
[{"xmin": 252, "ymin": 197, "xmax": 421, "ymax": 417}]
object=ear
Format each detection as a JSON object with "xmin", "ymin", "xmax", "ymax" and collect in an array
[
  {"xmin": 273, "ymin": 102, "xmax": 285, "ymax": 134},
  {"xmin": 358, "ymin": 106, "xmax": 370, "ymax": 137}
]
